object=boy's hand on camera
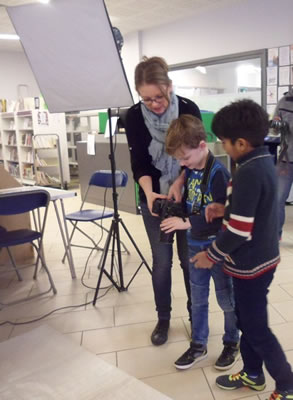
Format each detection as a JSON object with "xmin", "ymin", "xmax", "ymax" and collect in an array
[
  {"xmin": 168, "ymin": 182, "xmax": 183, "ymax": 203},
  {"xmin": 146, "ymin": 192, "xmax": 167, "ymax": 216},
  {"xmin": 168, "ymin": 171, "xmax": 185, "ymax": 202},
  {"xmin": 191, "ymin": 251, "xmax": 214, "ymax": 269},
  {"xmin": 160, "ymin": 217, "xmax": 191, "ymax": 233},
  {"xmin": 205, "ymin": 203, "xmax": 225, "ymax": 223}
]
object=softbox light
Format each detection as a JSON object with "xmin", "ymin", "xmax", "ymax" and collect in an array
[{"xmin": 7, "ymin": 0, "xmax": 133, "ymax": 113}]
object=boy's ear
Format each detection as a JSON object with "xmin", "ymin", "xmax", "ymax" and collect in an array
[
  {"xmin": 199, "ymin": 140, "xmax": 207, "ymax": 149},
  {"xmin": 236, "ymin": 138, "xmax": 248, "ymax": 148}
]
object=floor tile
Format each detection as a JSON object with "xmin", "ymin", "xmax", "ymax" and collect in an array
[
  {"xmin": 271, "ymin": 300, "xmax": 293, "ymax": 322},
  {"xmin": 142, "ymin": 368, "xmax": 214, "ymax": 400},
  {"xmin": 82, "ymin": 318, "xmax": 188, "ymax": 354}
]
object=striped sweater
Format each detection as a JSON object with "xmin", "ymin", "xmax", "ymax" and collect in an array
[{"xmin": 207, "ymin": 146, "xmax": 280, "ymax": 279}]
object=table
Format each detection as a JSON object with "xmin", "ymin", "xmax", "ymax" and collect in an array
[{"xmin": 0, "ymin": 186, "xmax": 77, "ymax": 279}]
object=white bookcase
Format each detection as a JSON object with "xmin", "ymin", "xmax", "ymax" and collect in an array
[
  {"xmin": 0, "ymin": 110, "xmax": 70, "ymax": 187},
  {"xmin": 65, "ymin": 112, "xmax": 99, "ymax": 179}
]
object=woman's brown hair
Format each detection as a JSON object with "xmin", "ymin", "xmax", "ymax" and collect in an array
[{"xmin": 135, "ymin": 56, "xmax": 172, "ymax": 99}]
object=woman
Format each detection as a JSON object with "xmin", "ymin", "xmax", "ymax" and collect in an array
[{"xmin": 125, "ymin": 56, "xmax": 201, "ymax": 345}]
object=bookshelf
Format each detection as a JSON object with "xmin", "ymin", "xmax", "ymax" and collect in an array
[
  {"xmin": 0, "ymin": 110, "xmax": 69, "ymax": 187},
  {"xmin": 65, "ymin": 112, "xmax": 99, "ymax": 180},
  {"xmin": 34, "ymin": 133, "xmax": 65, "ymax": 188},
  {"xmin": 0, "ymin": 112, "xmax": 20, "ymax": 180}
]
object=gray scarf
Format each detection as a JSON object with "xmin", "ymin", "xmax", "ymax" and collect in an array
[{"xmin": 141, "ymin": 92, "xmax": 180, "ymax": 194}]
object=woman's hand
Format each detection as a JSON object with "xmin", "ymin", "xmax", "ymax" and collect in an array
[
  {"xmin": 138, "ymin": 176, "xmax": 167, "ymax": 216},
  {"xmin": 160, "ymin": 216, "xmax": 191, "ymax": 233},
  {"xmin": 190, "ymin": 251, "xmax": 214, "ymax": 269},
  {"xmin": 146, "ymin": 192, "xmax": 167, "ymax": 216}
]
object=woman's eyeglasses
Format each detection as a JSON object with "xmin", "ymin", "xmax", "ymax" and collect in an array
[{"xmin": 141, "ymin": 95, "xmax": 165, "ymax": 105}]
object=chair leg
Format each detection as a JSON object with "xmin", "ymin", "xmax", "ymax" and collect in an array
[
  {"xmin": 6, "ymin": 247, "xmax": 23, "ymax": 281},
  {"xmin": 62, "ymin": 221, "xmax": 77, "ymax": 263},
  {"xmin": 63, "ymin": 222, "xmax": 104, "ymax": 262},
  {"xmin": 32, "ymin": 243, "xmax": 57, "ymax": 294}
]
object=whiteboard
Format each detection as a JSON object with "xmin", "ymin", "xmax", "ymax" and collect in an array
[{"xmin": 7, "ymin": 0, "xmax": 133, "ymax": 113}]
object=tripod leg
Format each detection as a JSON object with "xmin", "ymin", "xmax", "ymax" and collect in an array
[
  {"xmin": 113, "ymin": 218, "xmax": 125, "ymax": 290},
  {"xmin": 93, "ymin": 221, "xmax": 121, "ymax": 305},
  {"xmin": 120, "ymin": 219, "xmax": 152, "ymax": 273},
  {"xmin": 119, "ymin": 219, "xmax": 152, "ymax": 289}
]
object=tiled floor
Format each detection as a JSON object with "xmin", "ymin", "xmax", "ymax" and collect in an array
[{"xmin": 1, "ymin": 191, "xmax": 293, "ymax": 400}]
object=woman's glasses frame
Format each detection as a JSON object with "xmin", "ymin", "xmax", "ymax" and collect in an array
[{"xmin": 140, "ymin": 95, "xmax": 165, "ymax": 105}]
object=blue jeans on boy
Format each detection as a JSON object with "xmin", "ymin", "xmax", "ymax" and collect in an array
[
  {"xmin": 140, "ymin": 201, "xmax": 191, "ymax": 321},
  {"xmin": 277, "ymin": 161, "xmax": 293, "ymax": 236},
  {"xmin": 188, "ymin": 234, "xmax": 239, "ymax": 346},
  {"xmin": 233, "ymin": 269, "xmax": 293, "ymax": 391}
]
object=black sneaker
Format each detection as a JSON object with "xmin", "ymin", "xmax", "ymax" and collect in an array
[
  {"xmin": 214, "ymin": 342, "xmax": 240, "ymax": 370},
  {"xmin": 216, "ymin": 370, "xmax": 266, "ymax": 391},
  {"xmin": 151, "ymin": 320, "xmax": 169, "ymax": 346},
  {"xmin": 174, "ymin": 342, "xmax": 207, "ymax": 370}
]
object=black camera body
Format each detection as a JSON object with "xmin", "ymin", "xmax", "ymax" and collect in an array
[
  {"xmin": 152, "ymin": 198, "xmax": 186, "ymax": 243},
  {"xmin": 269, "ymin": 118, "xmax": 290, "ymax": 137}
]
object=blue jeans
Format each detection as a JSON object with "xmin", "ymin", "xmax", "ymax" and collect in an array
[
  {"xmin": 277, "ymin": 161, "xmax": 293, "ymax": 236},
  {"xmin": 140, "ymin": 201, "xmax": 191, "ymax": 320},
  {"xmin": 233, "ymin": 269, "xmax": 293, "ymax": 391},
  {"xmin": 188, "ymin": 236, "xmax": 239, "ymax": 346}
]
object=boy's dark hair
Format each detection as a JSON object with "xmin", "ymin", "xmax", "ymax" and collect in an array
[
  {"xmin": 212, "ymin": 99, "xmax": 269, "ymax": 146},
  {"xmin": 166, "ymin": 114, "xmax": 206, "ymax": 156}
]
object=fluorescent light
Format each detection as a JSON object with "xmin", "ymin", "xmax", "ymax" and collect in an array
[
  {"xmin": 195, "ymin": 66, "xmax": 207, "ymax": 74},
  {"xmin": 39, "ymin": 0, "xmax": 50, "ymax": 3},
  {"xmin": 0, "ymin": 34, "xmax": 19, "ymax": 40}
]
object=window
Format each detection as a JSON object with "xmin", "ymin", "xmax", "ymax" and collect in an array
[{"xmin": 169, "ymin": 50, "xmax": 266, "ymax": 113}]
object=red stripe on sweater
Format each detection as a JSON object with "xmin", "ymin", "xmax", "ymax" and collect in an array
[{"xmin": 229, "ymin": 218, "xmax": 253, "ymax": 233}]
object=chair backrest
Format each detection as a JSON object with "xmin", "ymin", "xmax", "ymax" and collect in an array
[
  {"xmin": 0, "ymin": 190, "xmax": 49, "ymax": 216},
  {"xmin": 89, "ymin": 170, "xmax": 128, "ymax": 188}
]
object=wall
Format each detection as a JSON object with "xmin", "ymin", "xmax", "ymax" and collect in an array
[
  {"xmin": 121, "ymin": 31, "xmax": 141, "ymax": 103},
  {"xmin": 134, "ymin": 0, "xmax": 293, "ymax": 66},
  {"xmin": 0, "ymin": 51, "xmax": 40, "ymax": 100}
]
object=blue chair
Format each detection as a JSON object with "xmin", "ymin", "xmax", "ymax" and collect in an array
[
  {"xmin": 0, "ymin": 189, "xmax": 57, "ymax": 306},
  {"xmin": 62, "ymin": 170, "xmax": 129, "ymax": 262}
]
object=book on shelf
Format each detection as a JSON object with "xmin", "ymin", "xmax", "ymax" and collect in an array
[
  {"xmin": 24, "ymin": 150, "xmax": 34, "ymax": 163},
  {"xmin": 34, "ymin": 135, "xmax": 56, "ymax": 149},
  {"xmin": 35, "ymin": 154, "xmax": 47, "ymax": 166},
  {"xmin": 7, "ymin": 162, "xmax": 19, "ymax": 177},
  {"xmin": 7, "ymin": 132, "xmax": 16, "ymax": 145},
  {"xmin": 22, "ymin": 165, "xmax": 34, "ymax": 179},
  {"xmin": 35, "ymin": 170, "xmax": 60, "ymax": 186},
  {"xmin": 21, "ymin": 133, "xmax": 32, "ymax": 146},
  {"xmin": 8, "ymin": 148, "xmax": 18, "ymax": 161},
  {"xmin": 22, "ymin": 117, "xmax": 33, "ymax": 129}
]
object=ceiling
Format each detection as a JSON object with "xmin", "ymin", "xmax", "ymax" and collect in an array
[{"xmin": 0, "ymin": 0, "xmax": 244, "ymax": 51}]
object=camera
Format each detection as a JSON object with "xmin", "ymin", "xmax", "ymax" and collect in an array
[
  {"xmin": 269, "ymin": 118, "xmax": 290, "ymax": 137},
  {"xmin": 152, "ymin": 198, "xmax": 186, "ymax": 243}
]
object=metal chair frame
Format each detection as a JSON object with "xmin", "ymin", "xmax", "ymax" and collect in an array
[
  {"xmin": 62, "ymin": 170, "xmax": 129, "ymax": 263},
  {"xmin": 0, "ymin": 189, "xmax": 57, "ymax": 307}
]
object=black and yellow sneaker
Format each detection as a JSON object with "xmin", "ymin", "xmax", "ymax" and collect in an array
[
  {"xmin": 216, "ymin": 370, "xmax": 266, "ymax": 391},
  {"xmin": 268, "ymin": 389, "xmax": 293, "ymax": 399}
]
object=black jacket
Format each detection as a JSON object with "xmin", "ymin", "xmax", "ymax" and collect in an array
[{"xmin": 125, "ymin": 95, "xmax": 201, "ymax": 201}]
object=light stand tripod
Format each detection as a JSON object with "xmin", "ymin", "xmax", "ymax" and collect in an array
[
  {"xmin": 93, "ymin": 108, "xmax": 152, "ymax": 305},
  {"xmin": 7, "ymin": 0, "xmax": 150, "ymax": 304}
]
